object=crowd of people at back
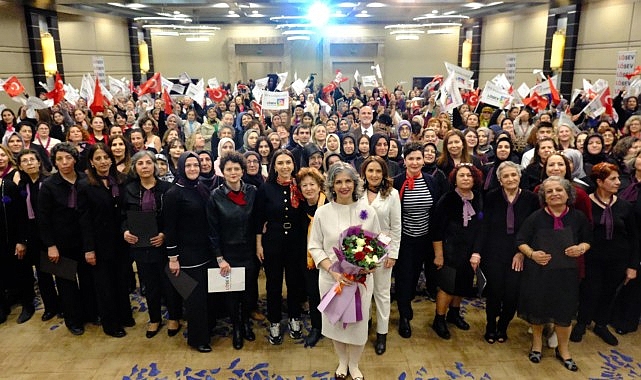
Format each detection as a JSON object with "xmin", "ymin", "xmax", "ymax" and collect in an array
[{"xmin": 0, "ymin": 80, "xmax": 640, "ymax": 376}]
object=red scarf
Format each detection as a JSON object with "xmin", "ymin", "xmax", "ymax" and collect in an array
[
  {"xmin": 277, "ymin": 176, "xmax": 302, "ymax": 208},
  {"xmin": 399, "ymin": 170, "xmax": 421, "ymax": 199},
  {"xmin": 227, "ymin": 190, "xmax": 247, "ymax": 206}
]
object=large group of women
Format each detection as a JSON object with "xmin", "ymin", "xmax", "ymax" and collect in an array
[{"xmin": 0, "ymin": 78, "xmax": 640, "ymax": 378}]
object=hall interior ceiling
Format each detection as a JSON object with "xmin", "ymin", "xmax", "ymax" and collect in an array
[{"xmin": 57, "ymin": 1, "xmax": 548, "ymax": 26}]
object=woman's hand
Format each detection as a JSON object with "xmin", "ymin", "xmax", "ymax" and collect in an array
[
  {"xmin": 218, "ymin": 258, "xmax": 231, "ymax": 276},
  {"xmin": 531, "ymin": 250, "xmax": 551, "ymax": 266},
  {"xmin": 625, "ymin": 268, "xmax": 638, "ymax": 285},
  {"xmin": 384, "ymin": 258, "xmax": 396, "ymax": 269},
  {"xmin": 512, "ymin": 252, "xmax": 524, "ymax": 271},
  {"xmin": 470, "ymin": 253, "xmax": 480, "ymax": 271},
  {"xmin": 169, "ymin": 259, "xmax": 180, "ymax": 276},
  {"xmin": 85, "ymin": 251, "xmax": 97, "ymax": 266},
  {"xmin": 256, "ymin": 243, "xmax": 264, "ymax": 263},
  {"xmin": 48, "ymin": 246, "xmax": 60, "ymax": 264},
  {"xmin": 15, "ymin": 243, "xmax": 26, "ymax": 260},
  {"xmin": 330, "ymin": 270, "xmax": 353, "ymax": 286},
  {"xmin": 434, "ymin": 255, "xmax": 444, "ymax": 269},
  {"xmin": 124, "ymin": 230, "xmax": 139, "ymax": 245},
  {"xmin": 149, "ymin": 232, "xmax": 165, "ymax": 247}
]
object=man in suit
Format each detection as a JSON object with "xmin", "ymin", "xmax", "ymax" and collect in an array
[
  {"xmin": 289, "ymin": 124, "xmax": 312, "ymax": 167},
  {"xmin": 352, "ymin": 106, "xmax": 374, "ymax": 141}
]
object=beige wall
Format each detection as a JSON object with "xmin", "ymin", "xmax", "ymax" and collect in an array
[
  {"xmin": 58, "ymin": 12, "xmax": 131, "ymax": 88},
  {"xmin": 0, "ymin": 1, "xmax": 33, "ymax": 105},
  {"xmin": 478, "ymin": 5, "xmax": 549, "ymax": 88},
  {"xmin": 574, "ymin": 0, "xmax": 641, "ymax": 89}
]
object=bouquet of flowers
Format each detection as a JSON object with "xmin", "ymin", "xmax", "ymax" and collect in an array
[{"xmin": 318, "ymin": 224, "xmax": 388, "ymax": 327}]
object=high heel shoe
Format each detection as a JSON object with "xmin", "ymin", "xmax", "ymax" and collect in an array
[
  {"xmin": 146, "ymin": 322, "xmax": 163, "ymax": 338},
  {"xmin": 555, "ymin": 347, "xmax": 578, "ymax": 371},
  {"xmin": 167, "ymin": 321, "xmax": 181, "ymax": 337}
]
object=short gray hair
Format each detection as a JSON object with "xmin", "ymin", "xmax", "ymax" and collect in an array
[
  {"xmin": 538, "ymin": 175, "xmax": 576, "ymax": 206},
  {"xmin": 130, "ymin": 150, "xmax": 159, "ymax": 179},
  {"xmin": 496, "ymin": 161, "xmax": 521, "ymax": 180},
  {"xmin": 325, "ymin": 161, "xmax": 362, "ymax": 202}
]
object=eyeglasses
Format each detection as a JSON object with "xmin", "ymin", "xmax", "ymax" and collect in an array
[{"xmin": 246, "ymin": 160, "xmax": 259, "ymax": 165}]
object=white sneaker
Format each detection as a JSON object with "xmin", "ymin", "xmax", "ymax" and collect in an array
[
  {"xmin": 547, "ymin": 331, "xmax": 558, "ymax": 348},
  {"xmin": 268, "ymin": 322, "xmax": 283, "ymax": 345},
  {"xmin": 289, "ymin": 318, "xmax": 302, "ymax": 339}
]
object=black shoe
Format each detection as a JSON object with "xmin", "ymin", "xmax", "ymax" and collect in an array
[
  {"xmin": 146, "ymin": 323, "xmax": 163, "ymax": 338},
  {"xmin": 496, "ymin": 330, "xmax": 508, "ymax": 343},
  {"xmin": 398, "ymin": 317, "xmax": 411, "ymax": 338},
  {"xmin": 593, "ymin": 325, "xmax": 618, "ymax": 346},
  {"xmin": 555, "ymin": 347, "xmax": 578, "ymax": 371},
  {"xmin": 432, "ymin": 315, "xmax": 451, "ymax": 340},
  {"xmin": 243, "ymin": 322, "xmax": 256, "ymax": 341},
  {"xmin": 232, "ymin": 326, "xmax": 244, "ymax": 349},
  {"xmin": 196, "ymin": 344, "xmax": 212, "ymax": 353},
  {"xmin": 569, "ymin": 322, "xmax": 586, "ymax": 343},
  {"xmin": 446, "ymin": 311, "xmax": 470, "ymax": 330},
  {"xmin": 375, "ymin": 333, "xmax": 387, "ymax": 355},
  {"xmin": 105, "ymin": 328, "xmax": 127, "ymax": 338},
  {"xmin": 122, "ymin": 318, "xmax": 136, "ymax": 328},
  {"xmin": 304, "ymin": 328, "xmax": 322, "ymax": 347},
  {"xmin": 67, "ymin": 325, "xmax": 85, "ymax": 336},
  {"xmin": 17, "ymin": 307, "xmax": 35, "ymax": 324},
  {"xmin": 41, "ymin": 310, "xmax": 57, "ymax": 322},
  {"xmin": 484, "ymin": 331, "xmax": 496, "ymax": 344},
  {"xmin": 528, "ymin": 349, "xmax": 542, "ymax": 363},
  {"xmin": 167, "ymin": 323, "xmax": 182, "ymax": 337}
]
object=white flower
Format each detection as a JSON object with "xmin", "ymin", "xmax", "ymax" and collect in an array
[
  {"xmin": 355, "ymin": 238, "xmax": 366, "ymax": 248},
  {"xmin": 372, "ymin": 255, "xmax": 379, "ymax": 262}
]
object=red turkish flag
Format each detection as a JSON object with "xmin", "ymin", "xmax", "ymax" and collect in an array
[
  {"xmin": 548, "ymin": 76, "xmax": 561, "ymax": 105},
  {"xmin": 206, "ymin": 87, "xmax": 226, "ymax": 103},
  {"xmin": 467, "ymin": 89, "xmax": 480, "ymax": 108},
  {"xmin": 599, "ymin": 87, "xmax": 616, "ymax": 120},
  {"xmin": 250, "ymin": 100, "xmax": 262, "ymax": 116},
  {"xmin": 625, "ymin": 66, "xmax": 641, "ymax": 80},
  {"xmin": 138, "ymin": 72, "xmax": 161, "ymax": 96},
  {"xmin": 46, "ymin": 72, "xmax": 65, "ymax": 105},
  {"xmin": 523, "ymin": 92, "xmax": 549, "ymax": 112},
  {"xmin": 3, "ymin": 76, "xmax": 25, "ymax": 97},
  {"xmin": 90, "ymin": 78, "xmax": 105, "ymax": 114},
  {"xmin": 162, "ymin": 88, "xmax": 173, "ymax": 115},
  {"xmin": 322, "ymin": 82, "xmax": 336, "ymax": 94}
]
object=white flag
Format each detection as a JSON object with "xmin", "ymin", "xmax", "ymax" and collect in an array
[
  {"xmin": 161, "ymin": 76, "xmax": 173, "ymax": 92},
  {"xmin": 479, "ymin": 81, "xmax": 513, "ymax": 109},
  {"xmin": 517, "ymin": 83, "xmax": 530, "ymax": 99},
  {"xmin": 354, "ymin": 70, "xmax": 360, "ymax": 83},
  {"xmin": 178, "ymin": 72, "xmax": 191, "ymax": 85},
  {"xmin": 80, "ymin": 74, "xmax": 95, "ymax": 105},
  {"xmin": 438, "ymin": 75, "xmax": 463, "ymax": 113},
  {"xmin": 276, "ymin": 72, "xmax": 289, "ymax": 91},
  {"xmin": 444, "ymin": 62, "xmax": 474, "ymax": 90},
  {"xmin": 362, "ymin": 75, "xmax": 379, "ymax": 87},
  {"xmin": 207, "ymin": 77, "xmax": 219, "ymax": 89},
  {"xmin": 291, "ymin": 79, "xmax": 307, "ymax": 96},
  {"xmin": 108, "ymin": 76, "xmax": 128, "ymax": 96},
  {"xmin": 371, "ymin": 64, "xmax": 383, "ymax": 80},
  {"xmin": 254, "ymin": 77, "xmax": 268, "ymax": 90}
]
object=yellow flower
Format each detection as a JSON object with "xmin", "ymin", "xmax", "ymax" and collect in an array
[{"xmin": 356, "ymin": 238, "xmax": 366, "ymax": 248}]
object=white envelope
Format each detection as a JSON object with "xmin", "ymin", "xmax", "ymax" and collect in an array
[{"xmin": 207, "ymin": 267, "xmax": 245, "ymax": 293}]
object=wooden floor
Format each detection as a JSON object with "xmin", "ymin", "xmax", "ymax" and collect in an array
[{"xmin": 2, "ymin": 278, "xmax": 640, "ymax": 380}]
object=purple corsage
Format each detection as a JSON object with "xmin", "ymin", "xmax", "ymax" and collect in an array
[{"xmin": 359, "ymin": 209, "xmax": 368, "ymax": 221}]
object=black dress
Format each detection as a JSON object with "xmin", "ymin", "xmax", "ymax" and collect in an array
[
  {"xmin": 478, "ymin": 188, "xmax": 539, "ymax": 333},
  {"xmin": 432, "ymin": 190, "xmax": 483, "ymax": 296},
  {"xmin": 516, "ymin": 208, "xmax": 592, "ymax": 326}
]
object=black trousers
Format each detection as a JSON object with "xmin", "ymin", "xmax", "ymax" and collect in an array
[
  {"xmin": 91, "ymin": 254, "xmax": 133, "ymax": 333},
  {"xmin": 5, "ymin": 251, "xmax": 36, "ymax": 309},
  {"xmin": 137, "ymin": 260, "xmax": 182, "ymax": 323},
  {"xmin": 611, "ymin": 276, "xmax": 641, "ymax": 333},
  {"xmin": 32, "ymin": 249, "xmax": 59, "ymax": 313},
  {"xmin": 182, "ymin": 265, "xmax": 210, "ymax": 347},
  {"xmin": 395, "ymin": 234, "xmax": 432, "ymax": 320},
  {"xmin": 263, "ymin": 236, "xmax": 305, "ymax": 324},
  {"xmin": 304, "ymin": 267, "xmax": 322, "ymax": 330},
  {"xmin": 577, "ymin": 257, "xmax": 627, "ymax": 326},
  {"xmin": 56, "ymin": 248, "xmax": 97, "ymax": 327},
  {"xmin": 483, "ymin": 261, "xmax": 521, "ymax": 332}
]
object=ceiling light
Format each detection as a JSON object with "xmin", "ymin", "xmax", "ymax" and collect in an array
[
  {"xmin": 413, "ymin": 14, "xmax": 469, "ymax": 20},
  {"xmin": 186, "ymin": 36, "xmax": 210, "ymax": 42},
  {"xmin": 367, "ymin": 2, "xmax": 386, "ymax": 7},
  {"xmin": 125, "ymin": 3, "xmax": 146, "ymax": 8},
  {"xmin": 308, "ymin": 2, "xmax": 331, "ymax": 27},
  {"xmin": 212, "ymin": 2, "xmax": 230, "ymax": 8},
  {"xmin": 247, "ymin": 10, "xmax": 265, "ymax": 17},
  {"xmin": 281, "ymin": 30, "xmax": 315, "ymax": 35},
  {"xmin": 395, "ymin": 34, "xmax": 419, "ymax": 40},
  {"xmin": 443, "ymin": 10, "xmax": 456, "ymax": 15},
  {"xmin": 144, "ymin": 25, "xmax": 221, "ymax": 30},
  {"xmin": 151, "ymin": 31, "xmax": 179, "ymax": 36},
  {"xmin": 389, "ymin": 29, "xmax": 424, "ymax": 34},
  {"xmin": 427, "ymin": 29, "xmax": 453, "ymax": 34},
  {"xmin": 238, "ymin": 3, "xmax": 250, "ymax": 8},
  {"xmin": 133, "ymin": 16, "xmax": 193, "ymax": 22},
  {"xmin": 356, "ymin": 10, "xmax": 371, "ymax": 17},
  {"xmin": 385, "ymin": 24, "xmax": 423, "ymax": 29},
  {"xmin": 287, "ymin": 35, "xmax": 310, "ymax": 41},
  {"xmin": 226, "ymin": 10, "xmax": 240, "ymax": 17},
  {"xmin": 431, "ymin": 9, "xmax": 438, "ymax": 14},
  {"xmin": 463, "ymin": 2, "xmax": 483, "ymax": 9},
  {"xmin": 275, "ymin": 23, "xmax": 311, "ymax": 29}
]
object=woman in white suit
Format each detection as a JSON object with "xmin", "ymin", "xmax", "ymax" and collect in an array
[{"xmin": 358, "ymin": 156, "xmax": 401, "ymax": 355}]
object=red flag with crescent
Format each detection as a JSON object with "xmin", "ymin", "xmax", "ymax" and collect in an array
[
  {"xmin": 162, "ymin": 88, "xmax": 173, "ymax": 115},
  {"xmin": 599, "ymin": 87, "xmax": 615, "ymax": 119},
  {"xmin": 548, "ymin": 76, "xmax": 561, "ymax": 105},
  {"xmin": 90, "ymin": 78, "xmax": 105, "ymax": 114},
  {"xmin": 46, "ymin": 72, "xmax": 65, "ymax": 105},
  {"xmin": 250, "ymin": 100, "xmax": 262, "ymax": 116},
  {"xmin": 206, "ymin": 87, "xmax": 226, "ymax": 103},
  {"xmin": 138, "ymin": 72, "xmax": 161, "ymax": 96},
  {"xmin": 523, "ymin": 92, "xmax": 549, "ymax": 112},
  {"xmin": 3, "ymin": 76, "xmax": 25, "ymax": 97},
  {"xmin": 467, "ymin": 89, "xmax": 480, "ymax": 108}
]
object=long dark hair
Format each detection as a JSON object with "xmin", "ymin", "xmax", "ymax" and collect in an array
[
  {"xmin": 85, "ymin": 143, "xmax": 126, "ymax": 186},
  {"xmin": 267, "ymin": 149, "xmax": 298, "ymax": 183},
  {"xmin": 360, "ymin": 155, "xmax": 393, "ymax": 198}
]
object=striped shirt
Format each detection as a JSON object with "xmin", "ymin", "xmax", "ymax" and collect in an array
[{"xmin": 401, "ymin": 177, "xmax": 433, "ymax": 237}]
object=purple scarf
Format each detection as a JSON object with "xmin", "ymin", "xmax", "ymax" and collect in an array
[
  {"xmin": 501, "ymin": 189, "xmax": 521, "ymax": 235},
  {"xmin": 141, "ymin": 188, "xmax": 155, "ymax": 212},
  {"xmin": 546, "ymin": 206, "xmax": 569, "ymax": 230},
  {"xmin": 455, "ymin": 188, "xmax": 476, "ymax": 227},
  {"xmin": 595, "ymin": 193, "xmax": 614, "ymax": 240},
  {"xmin": 67, "ymin": 184, "xmax": 77, "ymax": 208}
]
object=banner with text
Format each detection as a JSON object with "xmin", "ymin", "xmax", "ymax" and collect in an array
[
  {"xmin": 505, "ymin": 54, "xmax": 516, "ymax": 84},
  {"xmin": 616, "ymin": 50, "xmax": 636, "ymax": 93},
  {"xmin": 261, "ymin": 91, "xmax": 289, "ymax": 110}
]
